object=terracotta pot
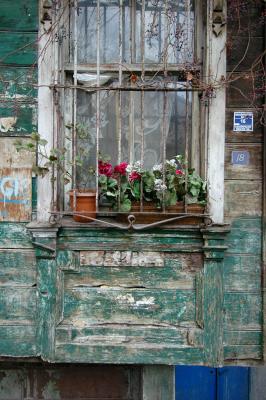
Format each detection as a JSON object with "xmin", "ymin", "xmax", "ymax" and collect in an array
[
  {"xmin": 117, "ymin": 201, "xmax": 205, "ymax": 225},
  {"xmin": 69, "ymin": 190, "xmax": 96, "ymax": 223}
]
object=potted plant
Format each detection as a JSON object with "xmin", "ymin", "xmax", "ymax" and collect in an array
[
  {"xmin": 15, "ymin": 132, "xmax": 97, "ymax": 223},
  {"xmin": 98, "ymin": 155, "xmax": 207, "ymax": 224}
]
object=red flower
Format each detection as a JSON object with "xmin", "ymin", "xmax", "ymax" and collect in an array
[
  {"xmin": 98, "ymin": 160, "xmax": 113, "ymax": 177},
  {"xmin": 175, "ymin": 169, "xmax": 183, "ymax": 175},
  {"xmin": 114, "ymin": 161, "xmax": 128, "ymax": 176},
  {"xmin": 129, "ymin": 171, "xmax": 141, "ymax": 182}
]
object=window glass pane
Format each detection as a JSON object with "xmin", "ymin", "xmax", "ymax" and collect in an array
[
  {"xmin": 72, "ymin": 0, "xmax": 194, "ymax": 65},
  {"xmin": 73, "ymin": 0, "xmax": 131, "ymax": 64},
  {"xmin": 76, "ymin": 88, "xmax": 191, "ymax": 187},
  {"xmin": 136, "ymin": 0, "xmax": 194, "ymax": 64}
]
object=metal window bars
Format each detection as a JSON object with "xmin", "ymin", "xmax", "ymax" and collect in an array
[{"xmin": 49, "ymin": 0, "xmax": 211, "ymax": 229}]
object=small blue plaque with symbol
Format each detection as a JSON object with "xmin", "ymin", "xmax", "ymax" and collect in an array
[
  {"xmin": 231, "ymin": 151, "xmax": 250, "ymax": 165},
  {"xmin": 233, "ymin": 112, "xmax": 253, "ymax": 132}
]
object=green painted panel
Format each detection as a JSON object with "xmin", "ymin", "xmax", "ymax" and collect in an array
[
  {"xmin": 58, "ymin": 230, "xmax": 203, "ymax": 252},
  {"xmin": 64, "ymin": 265, "xmax": 195, "ymax": 290},
  {"xmin": 0, "ymin": 250, "xmax": 36, "ymax": 286},
  {"xmin": 0, "ymin": 32, "xmax": 37, "ymax": 65},
  {"xmin": 224, "ymin": 293, "xmax": 262, "ymax": 330},
  {"xmin": 226, "ymin": 227, "xmax": 262, "ymax": 255},
  {"xmin": 224, "ymin": 331, "xmax": 262, "ymax": 346},
  {"xmin": 0, "ymin": 102, "xmax": 37, "ymax": 134},
  {"xmin": 55, "ymin": 343, "xmax": 204, "ymax": 364},
  {"xmin": 0, "ymin": 287, "xmax": 36, "ymax": 321},
  {"xmin": 224, "ymin": 345, "xmax": 262, "ymax": 360},
  {"xmin": 63, "ymin": 288, "xmax": 196, "ymax": 326},
  {"xmin": 0, "ymin": 325, "xmax": 36, "ymax": 356},
  {"xmin": 223, "ymin": 255, "xmax": 261, "ymax": 292},
  {"xmin": 0, "ymin": 67, "xmax": 37, "ymax": 98},
  {"xmin": 32, "ymin": 176, "xmax": 37, "ymax": 211},
  {"xmin": 0, "ymin": 1, "xmax": 38, "ymax": 31},
  {"xmin": 56, "ymin": 325, "xmax": 203, "ymax": 347},
  {"xmin": 0, "ymin": 223, "xmax": 33, "ymax": 248}
]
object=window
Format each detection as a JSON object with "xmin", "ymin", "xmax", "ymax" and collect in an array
[{"xmin": 37, "ymin": 0, "xmax": 226, "ymax": 224}]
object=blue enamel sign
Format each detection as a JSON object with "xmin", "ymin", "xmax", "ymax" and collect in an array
[
  {"xmin": 231, "ymin": 151, "xmax": 250, "ymax": 165},
  {"xmin": 233, "ymin": 112, "xmax": 253, "ymax": 132}
]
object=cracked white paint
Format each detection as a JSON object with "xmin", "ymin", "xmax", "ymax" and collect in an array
[{"xmin": 0, "ymin": 117, "xmax": 17, "ymax": 132}]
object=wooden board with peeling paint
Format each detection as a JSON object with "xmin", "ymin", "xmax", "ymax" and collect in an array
[{"xmin": 0, "ymin": 138, "xmax": 33, "ymax": 221}]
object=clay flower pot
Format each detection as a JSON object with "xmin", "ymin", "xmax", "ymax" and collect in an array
[{"xmin": 69, "ymin": 190, "xmax": 96, "ymax": 223}]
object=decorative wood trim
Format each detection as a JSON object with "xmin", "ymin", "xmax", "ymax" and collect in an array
[
  {"xmin": 206, "ymin": 0, "xmax": 227, "ymax": 224},
  {"xmin": 201, "ymin": 226, "xmax": 229, "ymax": 366}
]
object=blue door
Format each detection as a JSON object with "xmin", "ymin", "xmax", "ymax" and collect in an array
[{"xmin": 175, "ymin": 366, "xmax": 250, "ymax": 400}]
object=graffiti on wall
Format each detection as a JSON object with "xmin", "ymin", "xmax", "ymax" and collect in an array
[{"xmin": 0, "ymin": 168, "xmax": 32, "ymax": 221}]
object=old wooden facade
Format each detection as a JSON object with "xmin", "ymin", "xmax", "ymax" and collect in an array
[{"xmin": 0, "ymin": 0, "xmax": 265, "ymax": 399}]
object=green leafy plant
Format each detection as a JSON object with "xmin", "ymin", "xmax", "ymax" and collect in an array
[{"xmin": 15, "ymin": 130, "xmax": 95, "ymax": 190}]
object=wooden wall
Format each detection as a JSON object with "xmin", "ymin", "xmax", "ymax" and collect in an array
[
  {"xmin": 0, "ymin": 0, "xmax": 38, "ymax": 356},
  {"xmin": 224, "ymin": 1, "xmax": 264, "ymax": 362},
  {"xmin": 0, "ymin": 0, "xmax": 265, "ymax": 368}
]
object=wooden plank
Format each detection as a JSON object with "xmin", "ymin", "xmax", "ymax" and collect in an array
[
  {"xmin": 227, "ymin": 2, "xmax": 264, "ymax": 37},
  {"xmin": 224, "ymin": 345, "xmax": 262, "ymax": 360},
  {"xmin": 37, "ymin": 259, "xmax": 58, "ymax": 361},
  {"xmin": 224, "ymin": 180, "xmax": 262, "ymax": 219},
  {"xmin": 62, "ymin": 288, "xmax": 196, "ymax": 327},
  {"xmin": 227, "ymin": 37, "xmax": 264, "ymax": 72},
  {"xmin": 64, "ymin": 266, "xmax": 195, "ymax": 290},
  {"xmin": 62, "ymin": 253, "xmax": 203, "ymax": 290},
  {"xmin": 0, "ymin": 67, "xmax": 37, "ymax": 98},
  {"xmin": 0, "ymin": 137, "xmax": 35, "ymax": 168},
  {"xmin": 0, "ymin": 287, "xmax": 36, "ymax": 322},
  {"xmin": 142, "ymin": 366, "xmax": 174, "ymax": 400},
  {"xmin": 224, "ymin": 331, "xmax": 262, "ymax": 346},
  {"xmin": 0, "ymin": 138, "xmax": 34, "ymax": 221},
  {"xmin": 225, "ymin": 144, "xmax": 262, "ymax": 180},
  {"xmin": 203, "ymin": 260, "xmax": 223, "ymax": 366},
  {"xmin": 0, "ymin": 167, "xmax": 32, "ymax": 221},
  {"xmin": 227, "ymin": 74, "xmax": 263, "ymax": 108},
  {"xmin": 223, "ymin": 255, "xmax": 261, "ymax": 292},
  {"xmin": 0, "ymin": 102, "xmax": 37, "ymax": 135},
  {"xmin": 226, "ymin": 219, "xmax": 262, "ymax": 255},
  {"xmin": 0, "ymin": 325, "xmax": 36, "ymax": 356},
  {"xmin": 58, "ymin": 230, "xmax": 203, "ymax": 252},
  {"xmin": 55, "ymin": 343, "xmax": 204, "ymax": 364},
  {"xmin": 0, "ymin": 0, "xmax": 38, "ymax": 31},
  {"xmin": 224, "ymin": 293, "xmax": 262, "ymax": 330},
  {"xmin": 0, "ymin": 222, "xmax": 33, "ymax": 249},
  {"xmin": 0, "ymin": 249, "xmax": 36, "ymax": 286},
  {"xmin": 56, "ymin": 325, "xmax": 203, "ymax": 349},
  {"xmin": 226, "ymin": 108, "xmax": 263, "ymax": 143},
  {"xmin": 0, "ymin": 32, "xmax": 37, "ymax": 65}
]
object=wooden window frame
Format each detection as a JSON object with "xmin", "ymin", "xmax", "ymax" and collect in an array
[{"xmin": 37, "ymin": 0, "xmax": 226, "ymax": 224}]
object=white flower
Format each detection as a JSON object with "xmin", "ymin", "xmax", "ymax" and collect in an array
[
  {"xmin": 153, "ymin": 163, "xmax": 163, "ymax": 172},
  {"xmin": 154, "ymin": 179, "xmax": 167, "ymax": 192},
  {"xmin": 126, "ymin": 164, "xmax": 133, "ymax": 173},
  {"xmin": 166, "ymin": 159, "xmax": 176, "ymax": 167}
]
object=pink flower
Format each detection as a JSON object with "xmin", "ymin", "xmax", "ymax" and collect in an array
[
  {"xmin": 114, "ymin": 161, "xmax": 128, "ymax": 175},
  {"xmin": 98, "ymin": 160, "xmax": 113, "ymax": 177},
  {"xmin": 176, "ymin": 169, "xmax": 183, "ymax": 175},
  {"xmin": 129, "ymin": 171, "xmax": 141, "ymax": 182}
]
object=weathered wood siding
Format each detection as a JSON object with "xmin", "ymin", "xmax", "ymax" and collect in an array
[
  {"xmin": 224, "ymin": 2, "xmax": 264, "ymax": 362},
  {"xmin": 0, "ymin": 0, "xmax": 265, "ymax": 369},
  {"xmin": 0, "ymin": 0, "xmax": 38, "ymax": 357}
]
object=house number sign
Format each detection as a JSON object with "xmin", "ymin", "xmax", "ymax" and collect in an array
[
  {"xmin": 231, "ymin": 151, "xmax": 250, "ymax": 166},
  {"xmin": 233, "ymin": 112, "xmax": 253, "ymax": 132}
]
